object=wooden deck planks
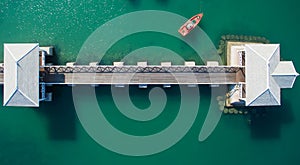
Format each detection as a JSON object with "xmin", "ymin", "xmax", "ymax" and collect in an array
[{"xmin": 43, "ymin": 72, "xmax": 242, "ymax": 84}]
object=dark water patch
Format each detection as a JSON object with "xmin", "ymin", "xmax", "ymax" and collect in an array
[
  {"xmin": 0, "ymin": 140, "xmax": 45, "ymax": 165},
  {"xmin": 128, "ymin": 0, "xmax": 140, "ymax": 7},
  {"xmin": 248, "ymin": 99, "xmax": 294, "ymax": 139},
  {"xmin": 156, "ymin": 0, "xmax": 169, "ymax": 6},
  {"xmin": 38, "ymin": 86, "xmax": 77, "ymax": 141}
]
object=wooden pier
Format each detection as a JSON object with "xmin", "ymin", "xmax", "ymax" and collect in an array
[
  {"xmin": 0, "ymin": 65, "xmax": 245, "ymax": 85},
  {"xmin": 1, "ymin": 43, "xmax": 297, "ymax": 107}
]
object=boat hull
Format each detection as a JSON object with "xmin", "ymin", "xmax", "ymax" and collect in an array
[{"xmin": 178, "ymin": 13, "xmax": 203, "ymax": 36}]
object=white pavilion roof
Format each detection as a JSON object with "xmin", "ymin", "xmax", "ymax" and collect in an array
[
  {"xmin": 245, "ymin": 44, "xmax": 298, "ymax": 106},
  {"xmin": 272, "ymin": 61, "xmax": 299, "ymax": 88},
  {"xmin": 3, "ymin": 43, "xmax": 40, "ymax": 107}
]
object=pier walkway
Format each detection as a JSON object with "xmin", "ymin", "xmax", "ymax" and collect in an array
[{"xmin": 0, "ymin": 65, "xmax": 245, "ymax": 85}]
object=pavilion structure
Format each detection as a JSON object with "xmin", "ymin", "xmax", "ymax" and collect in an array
[
  {"xmin": 3, "ymin": 44, "xmax": 40, "ymax": 107},
  {"xmin": 227, "ymin": 43, "xmax": 299, "ymax": 106}
]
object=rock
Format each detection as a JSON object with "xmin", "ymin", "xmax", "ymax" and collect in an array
[
  {"xmin": 234, "ymin": 35, "xmax": 239, "ymax": 40},
  {"xmin": 224, "ymin": 108, "xmax": 229, "ymax": 114},
  {"xmin": 217, "ymin": 96, "xmax": 223, "ymax": 101},
  {"xmin": 257, "ymin": 36, "xmax": 262, "ymax": 41},
  {"xmin": 226, "ymin": 35, "xmax": 231, "ymax": 40},
  {"xmin": 249, "ymin": 36, "xmax": 253, "ymax": 41},
  {"xmin": 218, "ymin": 101, "xmax": 225, "ymax": 106},
  {"xmin": 230, "ymin": 35, "xmax": 235, "ymax": 39},
  {"xmin": 234, "ymin": 109, "xmax": 239, "ymax": 114},
  {"xmin": 217, "ymin": 49, "xmax": 223, "ymax": 55},
  {"xmin": 219, "ymin": 106, "xmax": 225, "ymax": 111}
]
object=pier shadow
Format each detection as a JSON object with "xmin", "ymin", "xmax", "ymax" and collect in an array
[
  {"xmin": 248, "ymin": 99, "xmax": 294, "ymax": 139},
  {"xmin": 44, "ymin": 45, "xmax": 60, "ymax": 65},
  {"xmin": 38, "ymin": 86, "xmax": 77, "ymax": 141},
  {"xmin": 44, "ymin": 74, "xmax": 66, "ymax": 83}
]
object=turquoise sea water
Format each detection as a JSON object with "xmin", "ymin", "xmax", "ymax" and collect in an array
[{"xmin": 0, "ymin": 0, "xmax": 300, "ymax": 164}]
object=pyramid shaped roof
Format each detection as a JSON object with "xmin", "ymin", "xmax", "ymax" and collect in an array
[
  {"xmin": 3, "ymin": 44, "xmax": 40, "ymax": 107},
  {"xmin": 245, "ymin": 44, "xmax": 298, "ymax": 106}
]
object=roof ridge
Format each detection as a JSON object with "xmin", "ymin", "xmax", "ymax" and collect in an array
[
  {"xmin": 266, "ymin": 45, "xmax": 279, "ymax": 61},
  {"xmin": 3, "ymin": 88, "xmax": 18, "ymax": 106},
  {"xmin": 271, "ymin": 61, "xmax": 299, "ymax": 76},
  {"xmin": 268, "ymin": 88, "xmax": 281, "ymax": 105},
  {"xmin": 5, "ymin": 45, "xmax": 18, "ymax": 62},
  {"xmin": 19, "ymin": 89, "xmax": 38, "ymax": 106},
  {"xmin": 247, "ymin": 88, "xmax": 268, "ymax": 106},
  {"xmin": 246, "ymin": 45, "xmax": 266, "ymax": 62},
  {"xmin": 17, "ymin": 44, "xmax": 39, "ymax": 63}
]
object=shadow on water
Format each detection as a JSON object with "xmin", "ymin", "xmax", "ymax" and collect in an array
[
  {"xmin": 247, "ymin": 99, "xmax": 294, "ymax": 139},
  {"xmin": 36, "ymin": 45, "xmax": 76, "ymax": 141},
  {"xmin": 37, "ymin": 86, "xmax": 77, "ymax": 141},
  {"xmin": 128, "ymin": 0, "xmax": 140, "ymax": 6},
  {"xmin": 45, "ymin": 45, "xmax": 60, "ymax": 65},
  {"xmin": 156, "ymin": 0, "xmax": 169, "ymax": 6}
]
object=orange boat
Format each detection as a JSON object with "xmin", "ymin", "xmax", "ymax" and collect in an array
[{"xmin": 178, "ymin": 13, "xmax": 203, "ymax": 36}]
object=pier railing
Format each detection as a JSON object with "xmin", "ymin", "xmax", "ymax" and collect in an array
[{"xmin": 43, "ymin": 65, "xmax": 244, "ymax": 73}]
